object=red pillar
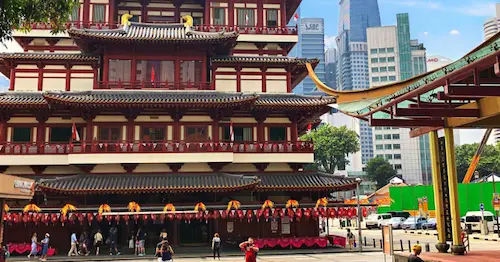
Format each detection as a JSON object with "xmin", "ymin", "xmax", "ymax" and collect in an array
[
  {"xmin": 261, "ymin": 66, "xmax": 267, "ymax": 92},
  {"xmin": 280, "ymin": 0, "xmax": 286, "ymax": 28},
  {"xmin": 83, "ymin": 0, "xmax": 90, "ymax": 27},
  {"xmin": 92, "ymin": 64, "xmax": 98, "ymax": 89},
  {"xmin": 256, "ymin": 115, "xmax": 266, "ymax": 143},
  {"xmin": 286, "ymin": 67, "xmax": 292, "ymax": 93},
  {"xmin": 37, "ymin": 64, "xmax": 44, "ymax": 91},
  {"xmin": 109, "ymin": 0, "xmax": 116, "ymax": 27},
  {"xmin": 65, "ymin": 64, "xmax": 71, "ymax": 91},
  {"xmin": 257, "ymin": 0, "xmax": 263, "ymax": 28},
  {"xmin": 36, "ymin": 116, "xmax": 47, "ymax": 153},
  {"xmin": 0, "ymin": 120, "xmax": 7, "ymax": 144},
  {"xmin": 228, "ymin": 1, "xmax": 234, "ymax": 27},
  {"xmin": 9, "ymin": 66, "xmax": 15, "ymax": 91},
  {"xmin": 236, "ymin": 66, "xmax": 241, "ymax": 92},
  {"xmin": 127, "ymin": 117, "xmax": 135, "ymax": 142},
  {"xmin": 291, "ymin": 119, "xmax": 298, "ymax": 142},
  {"xmin": 204, "ymin": 0, "xmax": 210, "ymax": 26},
  {"xmin": 103, "ymin": 54, "xmax": 109, "ymax": 83}
]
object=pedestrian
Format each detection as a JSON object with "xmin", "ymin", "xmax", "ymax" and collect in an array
[
  {"xmin": 40, "ymin": 233, "xmax": 49, "ymax": 262},
  {"xmin": 346, "ymin": 228, "xmax": 355, "ymax": 250},
  {"xmin": 68, "ymin": 232, "xmax": 78, "ymax": 256},
  {"xmin": 79, "ymin": 231, "xmax": 90, "ymax": 256},
  {"xmin": 136, "ymin": 227, "xmax": 146, "ymax": 256},
  {"xmin": 108, "ymin": 226, "xmax": 120, "ymax": 255},
  {"xmin": 212, "ymin": 233, "xmax": 221, "ymax": 260},
  {"xmin": 239, "ymin": 237, "xmax": 259, "ymax": 262},
  {"xmin": 28, "ymin": 232, "xmax": 38, "ymax": 259},
  {"xmin": 94, "ymin": 229, "xmax": 103, "ymax": 256},
  {"xmin": 159, "ymin": 229, "xmax": 168, "ymax": 242},
  {"xmin": 156, "ymin": 240, "xmax": 174, "ymax": 262},
  {"xmin": 409, "ymin": 244, "xmax": 424, "ymax": 262}
]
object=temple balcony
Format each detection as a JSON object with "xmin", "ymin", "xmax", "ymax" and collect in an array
[
  {"xmin": 96, "ymin": 81, "xmax": 213, "ymax": 90},
  {"xmin": 0, "ymin": 141, "xmax": 314, "ymax": 165}
]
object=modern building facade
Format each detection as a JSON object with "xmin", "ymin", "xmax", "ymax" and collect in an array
[
  {"xmin": 336, "ymin": 0, "xmax": 381, "ymax": 166},
  {"xmin": 295, "ymin": 18, "xmax": 325, "ymax": 95},
  {"xmin": 325, "ymin": 48, "xmax": 337, "ymax": 89},
  {"xmin": 367, "ymin": 13, "xmax": 430, "ymax": 185},
  {"xmin": 483, "ymin": 3, "xmax": 500, "ymax": 40},
  {"xmin": 0, "ymin": 0, "xmax": 360, "ymax": 252}
]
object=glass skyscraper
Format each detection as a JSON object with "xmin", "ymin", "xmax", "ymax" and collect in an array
[
  {"xmin": 397, "ymin": 13, "xmax": 412, "ymax": 81},
  {"xmin": 336, "ymin": 0, "xmax": 381, "ymax": 165},
  {"xmin": 295, "ymin": 18, "xmax": 325, "ymax": 95}
]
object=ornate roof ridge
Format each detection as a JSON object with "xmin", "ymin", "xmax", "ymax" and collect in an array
[{"xmin": 0, "ymin": 52, "xmax": 98, "ymax": 61}]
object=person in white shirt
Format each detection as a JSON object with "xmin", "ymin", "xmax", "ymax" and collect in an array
[
  {"xmin": 211, "ymin": 233, "xmax": 221, "ymax": 260},
  {"xmin": 67, "ymin": 232, "xmax": 78, "ymax": 256}
]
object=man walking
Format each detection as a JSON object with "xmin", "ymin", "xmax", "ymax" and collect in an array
[{"xmin": 68, "ymin": 232, "xmax": 79, "ymax": 256}]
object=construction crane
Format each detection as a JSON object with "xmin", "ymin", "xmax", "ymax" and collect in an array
[{"xmin": 462, "ymin": 129, "xmax": 493, "ymax": 183}]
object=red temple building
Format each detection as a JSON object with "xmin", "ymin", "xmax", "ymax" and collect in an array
[{"xmin": 0, "ymin": 0, "xmax": 364, "ymax": 254}]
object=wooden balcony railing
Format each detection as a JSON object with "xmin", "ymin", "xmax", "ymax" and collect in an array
[
  {"xmin": 0, "ymin": 141, "xmax": 313, "ymax": 155},
  {"xmin": 96, "ymin": 81, "xmax": 213, "ymax": 90},
  {"xmin": 193, "ymin": 25, "xmax": 298, "ymax": 35}
]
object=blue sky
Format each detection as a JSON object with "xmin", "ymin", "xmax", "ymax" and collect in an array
[{"xmin": 300, "ymin": 0, "xmax": 497, "ymax": 60}]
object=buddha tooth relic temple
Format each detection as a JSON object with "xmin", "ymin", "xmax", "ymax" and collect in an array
[{"xmin": 0, "ymin": 0, "xmax": 368, "ymax": 253}]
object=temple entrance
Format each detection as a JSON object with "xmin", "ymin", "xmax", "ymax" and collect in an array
[{"xmin": 179, "ymin": 221, "xmax": 209, "ymax": 246}]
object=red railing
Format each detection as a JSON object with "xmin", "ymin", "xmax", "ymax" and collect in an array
[
  {"xmin": 28, "ymin": 21, "xmax": 118, "ymax": 30},
  {"xmin": 194, "ymin": 25, "xmax": 298, "ymax": 35},
  {"xmin": 97, "ymin": 81, "xmax": 213, "ymax": 90},
  {"xmin": 0, "ymin": 141, "xmax": 313, "ymax": 155}
]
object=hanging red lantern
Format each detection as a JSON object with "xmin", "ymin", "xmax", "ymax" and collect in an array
[
  {"xmin": 60, "ymin": 214, "xmax": 68, "ymax": 226},
  {"xmin": 77, "ymin": 213, "xmax": 85, "ymax": 225},
  {"xmin": 228, "ymin": 210, "xmax": 236, "ymax": 220},
  {"xmin": 32, "ymin": 213, "xmax": 41, "ymax": 225},
  {"xmin": 362, "ymin": 207, "xmax": 368, "ymax": 217},
  {"xmin": 337, "ymin": 207, "xmax": 344, "ymax": 218},
  {"xmin": 295, "ymin": 208, "xmax": 303, "ymax": 221},
  {"xmin": 220, "ymin": 210, "xmax": 228, "ymax": 220},
  {"xmin": 319, "ymin": 208, "xmax": 327, "ymax": 218},
  {"xmin": 184, "ymin": 213, "xmax": 193, "ymax": 223},
  {"xmin": 133, "ymin": 214, "xmax": 139, "ymax": 223},
  {"xmin": 312, "ymin": 209, "xmax": 320, "ymax": 220},
  {"xmin": 11, "ymin": 213, "xmax": 19, "ymax": 224},
  {"xmin": 212, "ymin": 210, "xmax": 220, "ymax": 220},
  {"xmin": 245, "ymin": 210, "xmax": 253, "ymax": 223},
  {"xmin": 195, "ymin": 211, "xmax": 203, "ymax": 221},
  {"xmin": 123, "ymin": 215, "xmax": 129, "ymax": 225},
  {"xmin": 287, "ymin": 208, "xmax": 295, "ymax": 221},
  {"xmin": 151, "ymin": 214, "xmax": 157, "ymax": 222},
  {"xmin": 2, "ymin": 214, "xmax": 7, "ymax": 222},
  {"xmin": 87, "ymin": 213, "xmax": 94, "ymax": 225},
  {"xmin": 159, "ymin": 214, "xmax": 166, "ymax": 222},
  {"xmin": 327, "ymin": 208, "xmax": 337, "ymax": 218},
  {"xmin": 165, "ymin": 213, "xmax": 173, "ymax": 221},
  {"xmin": 203, "ymin": 211, "xmax": 211, "ymax": 222},
  {"xmin": 278, "ymin": 208, "xmax": 285, "ymax": 218},
  {"xmin": 142, "ymin": 214, "xmax": 148, "ymax": 222},
  {"xmin": 236, "ymin": 210, "xmax": 244, "ymax": 221},
  {"xmin": 256, "ymin": 209, "xmax": 263, "ymax": 222},
  {"xmin": 22, "ymin": 213, "xmax": 30, "ymax": 223},
  {"xmin": 68, "ymin": 213, "xmax": 77, "ymax": 224},
  {"xmin": 51, "ymin": 213, "xmax": 58, "ymax": 224},
  {"xmin": 303, "ymin": 208, "xmax": 311, "ymax": 220},
  {"xmin": 263, "ymin": 209, "xmax": 270, "ymax": 222},
  {"xmin": 42, "ymin": 214, "xmax": 49, "ymax": 225},
  {"xmin": 96, "ymin": 214, "xmax": 103, "ymax": 223}
]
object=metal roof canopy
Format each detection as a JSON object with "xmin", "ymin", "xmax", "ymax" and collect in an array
[{"xmin": 308, "ymin": 32, "xmax": 500, "ymax": 138}]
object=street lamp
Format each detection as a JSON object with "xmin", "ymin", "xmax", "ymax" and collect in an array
[{"xmin": 355, "ymin": 177, "xmax": 362, "ymax": 252}]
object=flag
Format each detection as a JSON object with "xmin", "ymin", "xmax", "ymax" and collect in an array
[
  {"xmin": 306, "ymin": 123, "xmax": 312, "ymax": 133},
  {"xmin": 71, "ymin": 122, "xmax": 80, "ymax": 142},
  {"xmin": 151, "ymin": 66, "xmax": 155, "ymax": 82},
  {"xmin": 230, "ymin": 122, "xmax": 234, "ymax": 142},
  {"xmin": 293, "ymin": 13, "xmax": 299, "ymax": 22}
]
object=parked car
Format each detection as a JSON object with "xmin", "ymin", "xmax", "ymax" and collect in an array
[
  {"xmin": 422, "ymin": 218, "xmax": 437, "ymax": 230},
  {"xmin": 401, "ymin": 216, "xmax": 427, "ymax": 230},
  {"xmin": 387, "ymin": 211, "xmax": 411, "ymax": 219},
  {"xmin": 381, "ymin": 217, "xmax": 406, "ymax": 229},
  {"xmin": 463, "ymin": 211, "xmax": 499, "ymax": 233},
  {"xmin": 365, "ymin": 213, "xmax": 392, "ymax": 229}
]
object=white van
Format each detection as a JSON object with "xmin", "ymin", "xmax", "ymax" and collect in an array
[
  {"xmin": 463, "ymin": 211, "xmax": 499, "ymax": 232},
  {"xmin": 365, "ymin": 213, "xmax": 392, "ymax": 229}
]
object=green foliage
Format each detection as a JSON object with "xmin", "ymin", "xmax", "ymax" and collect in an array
[
  {"xmin": 365, "ymin": 156, "xmax": 397, "ymax": 189},
  {"xmin": 0, "ymin": 0, "xmax": 77, "ymax": 42},
  {"xmin": 300, "ymin": 124, "xmax": 360, "ymax": 173},
  {"xmin": 455, "ymin": 142, "xmax": 500, "ymax": 182}
]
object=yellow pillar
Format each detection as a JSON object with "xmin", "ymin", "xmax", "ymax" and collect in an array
[
  {"xmin": 444, "ymin": 128, "xmax": 465, "ymax": 255},
  {"xmin": 429, "ymin": 131, "xmax": 449, "ymax": 252}
]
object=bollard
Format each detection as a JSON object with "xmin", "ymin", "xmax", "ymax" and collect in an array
[
  {"xmin": 380, "ymin": 239, "xmax": 383, "ymax": 248},
  {"xmin": 373, "ymin": 238, "xmax": 376, "ymax": 248},
  {"xmin": 400, "ymin": 239, "xmax": 403, "ymax": 251},
  {"xmin": 417, "ymin": 240, "xmax": 420, "ymax": 244},
  {"xmin": 425, "ymin": 243, "xmax": 430, "ymax": 252},
  {"xmin": 364, "ymin": 236, "xmax": 367, "ymax": 246},
  {"xmin": 408, "ymin": 240, "xmax": 411, "ymax": 252}
]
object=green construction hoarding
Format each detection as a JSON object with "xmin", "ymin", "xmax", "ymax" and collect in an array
[{"xmin": 381, "ymin": 182, "xmax": 500, "ymax": 216}]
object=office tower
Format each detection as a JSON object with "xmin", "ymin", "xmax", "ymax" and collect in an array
[
  {"xmin": 296, "ymin": 18, "xmax": 325, "ymax": 95},
  {"xmin": 325, "ymin": 48, "xmax": 337, "ymax": 89},
  {"xmin": 367, "ymin": 13, "xmax": 431, "ymax": 185},
  {"xmin": 484, "ymin": 3, "xmax": 500, "ymax": 40},
  {"xmin": 336, "ymin": 0, "xmax": 381, "ymax": 166}
]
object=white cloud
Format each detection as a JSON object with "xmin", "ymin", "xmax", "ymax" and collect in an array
[
  {"xmin": 454, "ymin": 2, "xmax": 496, "ymax": 17},
  {"xmin": 324, "ymin": 35, "xmax": 336, "ymax": 50},
  {"xmin": 449, "ymin": 29, "xmax": 460, "ymax": 36},
  {"xmin": 423, "ymin": 32, "xmax": 429, "ymax": 36}
]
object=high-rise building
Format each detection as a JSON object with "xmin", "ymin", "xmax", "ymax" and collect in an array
[
  {"xmin": 426, "ymin": 55, "xmax": 452, "ymax": 71},
  {"xmin": 295, "ymin": 18, "xmax": 325, "ymax": 95},
  {"xmin": 325, "ymin": 48, "xmax": 337, "ymax": 89},
  {"xmin": 336, "ymin": 0, "xmax": 381, "ymax": 166},
  {"xmin": 484, "ymin": 3, "xmax": 500, "ymax": 40},
  {"xmin": 367, "ymin": 13, "xmax": 431, "ymax": 185}
]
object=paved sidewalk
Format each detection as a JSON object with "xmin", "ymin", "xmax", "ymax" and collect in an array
[{"xmin": 404, "ymin": 229, "xmax": 500, "ymax": 242}]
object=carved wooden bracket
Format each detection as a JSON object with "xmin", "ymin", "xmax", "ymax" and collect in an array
[
  {"xmin": 253, "ymin": 163, "xmax": 269, "ymax": 172},
  {"xmin": 208, "ymin": 162, "xmax": 228, "ymax": 172},
  {"xmin": 288, "ymin": 163, "xmax": 304, "ymax": 172},
  {"xmin": 74, "ymin": 164, "xmax": 95, "ymax": 173},
  {"xmin": 31, "ymin": 165, "xmax": 47, "ymax": 175},
  {"xmin": 121, "ymin": 163, "xmax": 138, "ymax": 173},
  {"xmin": 168, "ymin": 163, "xmax": 183, "ymax": 173}
]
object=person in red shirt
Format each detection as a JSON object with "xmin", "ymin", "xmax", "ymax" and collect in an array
[{"xmin": 239, "ymin": 237, "xmax": 259, "ymax": 262}]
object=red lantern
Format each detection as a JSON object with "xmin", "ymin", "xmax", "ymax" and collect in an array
[
  {"xmin": 60, "ymin": 214, "xmax": 67, "ymax": 226},
  {"xmin": 78, "ymin": 213, "xmax": 85, "ymax": 225},
  {"xmin": 32, "ymin": 213, "xmax": 41, "ymax": 225},
  {"xmin": 319, "ymin": 208, "xmax": 327, "ymax": 218},
  {"xmin": 228, "ymin": 210, "xmax": 236, "ymax": 220},
  {"xmin": 220, "ymin": 210, "xmax": 228, "ymax": 220},
  {"xmin": 175, "ymin": 213, "xmax": 183, "ymax": 221},
  {"xmin": 68, "ymin": 213, "xmax": 76, "ymax": 224},
  {"xmin": 22, "ymin": 213, "xmax": 30, "ymax": 223},
  {"xmin": 212, "ymin": 210, "xmax": 220, "ymax": 220},
  {"xmin": 123, "ymin": 215, "xmax": 129, "ymax": 225},
  {"xmin": 245, "ymin": 210, "xmax": 253, "ymax": 223},
  {"xmin": 312, "ymin": 209, "xmax": 319, "ymax": 220},
  {"xmin": 160, "ymin": 214, "xmax": 166, "ymax": 221},
  {"xmin": 142, "ymin": 214, "xmax": 148, "ymax": 222},
  {"xmin": 303, "ymin": 208, "xmax": 311, "ymax": 220},
  {"xmin": 327, "ymin": 208, "xmax": 337, "ymax": 218},
  {"xmin": 42, "ymin": 214, "xmax": 49, "ymax": 225},
  {"xmin": 264, "ymin": 209, "xmax": 270, "ymax": 222},
  {"xmin": 184, "ymin": 213, "xmax": 193, "ymax": 223},
  {"xmin": 133, "ymin": 214, "xmax": 140, "ymax": 223},
  {"xmin": 167, "ymin": 213, "xmax": 174, "ymax": 221},
  {"xmin": 295, "ymin": 208, "xmax": 303, "ymax": 221},
  {"xmin": 287, "ymin": 208, "xmax": 295, "ymax": 221},
  {"xmin": 236, "ymin": 210, "xmax": 244, "ymax": 221},
  {"xmin": 195, "ymin": 211, "xmax": 203, "ymax": 221},
  {"xmin": 114, "ymin": 215, "xmax": 120, "ymax": 224},
  {"xmin": 51, "ymin": 214, "xmax": 58, "ymax": 224},
  {"xmin": 149, "ymin": 214, "xmax": 156, "ymax": 222},
  {"xmin": 256, "ymin": 209, "xmax": 263, "ymax": 222},
  {"xmin": 337, "ymin": 208, "xmax": 344, "ymax": 218},
  {"xmin": 96, "ymin": 214, "xmax": 103, "ymax": 223},
  {"xmin": 2, "ymin": 214, "xmax": 7, "ymax": 222},
  {"xmin": 278, "ymin": 208, "xmax": 285, "ymax": 218},
  {"xmin": 87, "ymin": 213, "xmax": 94, "ymax": 225},
  {"xmin": 362, "ymin": 207, "xmax": 368, "ymax": 217},
  {"xmin": 203, "ymin": 211, "xmax": 211, "ymax": 222}
]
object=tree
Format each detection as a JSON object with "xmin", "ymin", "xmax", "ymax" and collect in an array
[
  {"xmin": 455, "ymin": 143, "xmax": 500, "ymax": 182},
  {"xmin": 0, "ymin": 0, "xmax": 77, "ymax": 42},
  {"xmin": 300, "ymin": 124, "xmax": 360, "ymax": 173},
  {"xmin": 366, "ymin": 156, "xmax": 397, "ymax": 189}
]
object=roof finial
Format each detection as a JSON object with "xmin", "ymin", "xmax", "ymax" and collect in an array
[
  {"xmin": 121, "ymin": 14, "xmax": 133, "ymax": 32},
  {"xmin": 182, "ymin": 15, "xmax": 193, "ymax": 34}
]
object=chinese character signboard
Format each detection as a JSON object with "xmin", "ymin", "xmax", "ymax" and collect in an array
[{"xmin": 438, "ymin": 137, "xmax": 453, "ymax": 242}]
